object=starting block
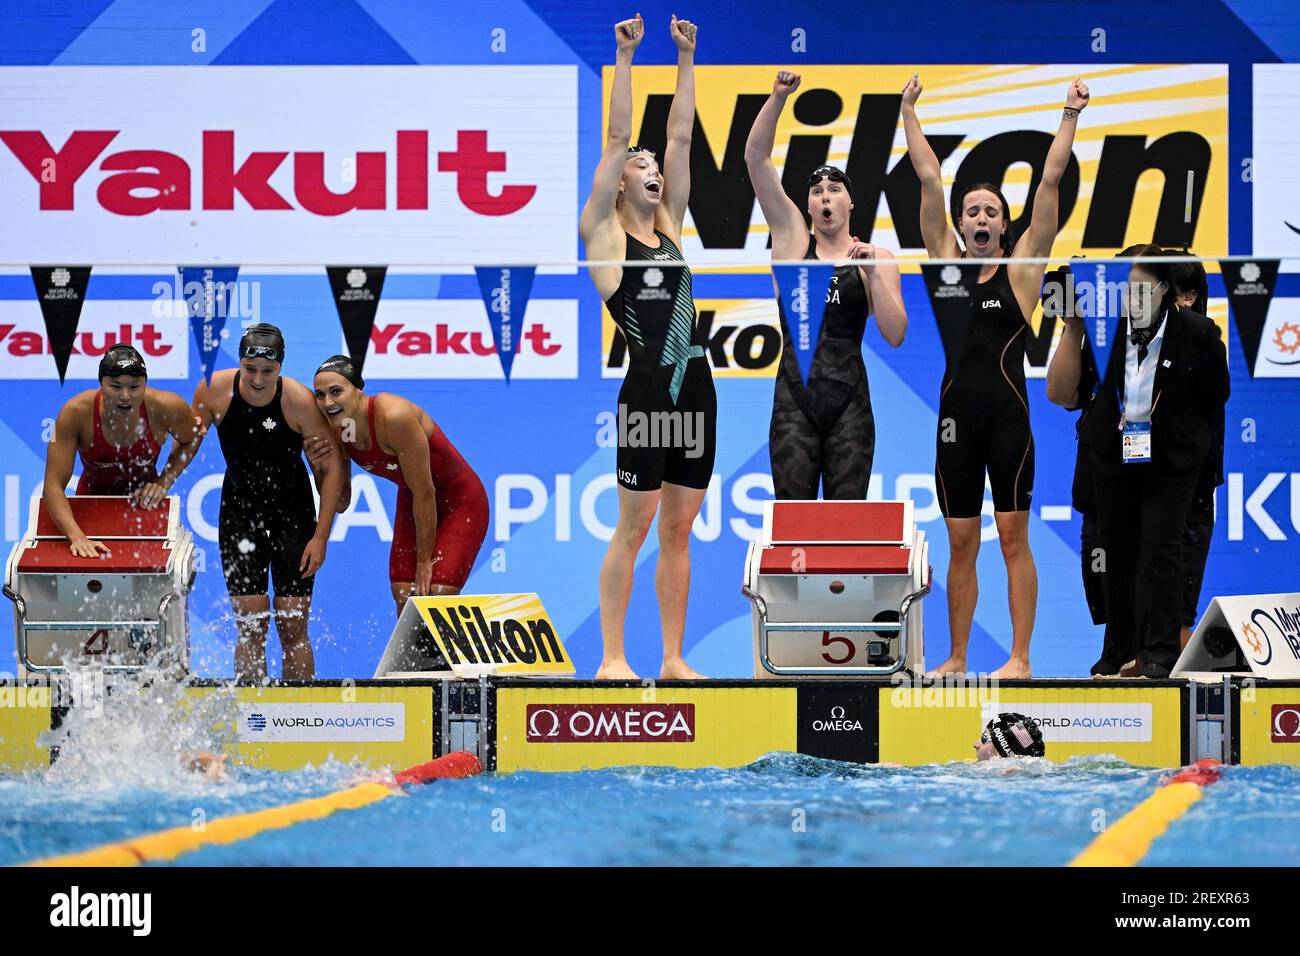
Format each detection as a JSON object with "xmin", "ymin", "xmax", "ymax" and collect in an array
[
  {"xmin": 742, "ymin": 500, "xmax": 931, "ymax": 677},
  {"xmin": 4, "ymin": 496, "xmax": 195, "ymax": 675}
]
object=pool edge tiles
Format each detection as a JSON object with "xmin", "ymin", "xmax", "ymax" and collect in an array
[
  {"xmin": 878, "ymin": 682, "xmax": 1188, "ymax": 767},
  {"xmin": 1237, "ymin": 682, "xmax": 1300, "ymax": 765},
  {"xmin": 189, "ymin": 682, "xmax": 437, "ymax": 772},
  {"xmin": 493, "ymin": 683, "xmax": 801, "ymax": 772},
  {"xmin": 0, "ymin": 682, "xmax": 51, "ymax": 772},
  {"xmin": 0, "ymin": 677, "xmax": 1223, "ymax": 775}
]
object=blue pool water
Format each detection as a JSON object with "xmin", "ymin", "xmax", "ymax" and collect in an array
[{"xmin": 4, "ymin": 755, "xmax": 1298, "ymax": 867}]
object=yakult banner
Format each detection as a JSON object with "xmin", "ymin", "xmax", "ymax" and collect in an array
[
  {"xmin": 0, "ymin": 297, "xmax": 188, "ymax": 380},
  {"xmin": 0, "ymin": 67, "xmax": 577, "ymax": 265},
  {"xmin": 353, "ymin": 299, "xmax": 578, "ymax": 379}
]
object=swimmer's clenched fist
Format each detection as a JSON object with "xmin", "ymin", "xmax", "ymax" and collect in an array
[
  {"xmin": 615, "ymin": 14, "xmax": 644, "ymax": 51},
  {"xmin": 901, "ymin": 72, "xmax": 922, "ymax": 107},
  {"xmin": 773, "ymin": 70, "xmax": 801, "ymax": 97},
  {"xmin": 669, "ymin": 15, "xmax": 697, "ymax": 52},
  {"xmin": 1066, "ymin": 77, "xmax": 1090, "ymax": 111},
  {"xmin": 846, "ymin": 238, "xmax": 877, "ymax": 260}
]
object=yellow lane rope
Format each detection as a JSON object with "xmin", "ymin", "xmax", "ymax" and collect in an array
[
  {"xmin": 1069, "ymin": 760, "xmax": 1221, "ymax": 868},
  {"xmin": 25, "ymin": 752, "xmax": 481, "ymax": 868},
  {"xmin": 31, "ymin": 781, "xmax": 395, "ymax": 867}
]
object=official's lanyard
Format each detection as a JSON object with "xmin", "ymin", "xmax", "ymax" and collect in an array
[{"xmin": 1116, "ymin": 328, "xmax": 1162, "ymax": 464}]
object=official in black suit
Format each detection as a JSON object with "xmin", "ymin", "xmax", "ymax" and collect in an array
[
  {"xmin": 1166, "ymin": 253, "xmax": 1225, "ymax": 650},
  {"xmin": 1044, "ymin": 270, "xmax": 1115, "ymax": 672},
  {"xmin": 1084, "ymin": 246, "xmax": 1230, "ymax": 678}
]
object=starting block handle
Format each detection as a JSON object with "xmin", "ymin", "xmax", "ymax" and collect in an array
[
  {"xmin": 3, "ymin": 583, "xmax": 23, "ymax": 615},
  {"xmin": 10, "ymin": 589, "xmax": 177, "ymax": 674},
  {"xmin": 742, "ymin": 579, "xmax": 932, "ymax": 677},
  {"xmin": 19, "ymin": 620, "xmax": 161, "ymax": 630}
]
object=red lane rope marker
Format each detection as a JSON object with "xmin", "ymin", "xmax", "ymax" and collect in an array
[
  {"xmin": 395, "ymin": 751, "xmax": 483, "ymax": 785},
  {"xmin": 1167, "ymin": 758, "xmax": 1223, "ymax": 787}
]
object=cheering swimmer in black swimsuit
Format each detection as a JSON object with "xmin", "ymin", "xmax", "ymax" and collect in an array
[
  {"xmin": 191, "ymin": 324, "xmax": 346, "ymax": 681},
  {"xmin": 745, "ymin": 69, "xmax": 907, "ymax": 499},
  {"xmin": 580, "ymin": 14, "xmax": 711, "ymax": 680},
  {"xmin": 903, "ymin": 74, "xmax": 1089, "ymax": 678}
]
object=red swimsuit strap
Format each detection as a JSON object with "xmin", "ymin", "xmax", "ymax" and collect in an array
[
  {"xmin": 89, "ymin": 389, "xmax": 158, "ymax": 459},
  {"xmin": 349, "ymin": 395, "xmax": 407, "ymax": 486}
]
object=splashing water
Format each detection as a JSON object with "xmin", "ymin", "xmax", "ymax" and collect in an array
[{"xmin": 38, "ymin": 664, "xmax": 241, "ymax": 792}]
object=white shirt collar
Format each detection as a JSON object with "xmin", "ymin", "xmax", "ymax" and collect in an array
[{"xmin": 1127, "ymin": 315, "xmax": 1167, "ymax": 345}]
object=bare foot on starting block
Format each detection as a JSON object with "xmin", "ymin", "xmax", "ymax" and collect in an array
[
  {"xmin": 989, "ymin": 657, "xmax": 1032, "ymax": 680},
  {"xmin": 660, "ymin": 657, "xmax": 705, "ymax": 680},
  {"xmin": 595, "ymin": 657, "xmax": 639, "ymax": 680},
  {"xmin": 925, "ymin": 656, "xmax": 969, "ymax": 678}
]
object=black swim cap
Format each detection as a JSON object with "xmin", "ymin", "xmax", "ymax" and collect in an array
[
  {"xmin": 315, "ymin": 354, "xmax": 365, "ymax": 391},
  {"xmin": 982, "ymin": 713, "xmax": 1045, "ymax": 758},
  {"xmin": 239, "ymin": 323, "xmax": 285, "ymax": 363},
  {"xmin": 808, "ymin": 165, "xmax": 853, "ymax": 199},
  {"xmin": 98, "ymin": 344, "xmax": 147, "ymax": 380}
]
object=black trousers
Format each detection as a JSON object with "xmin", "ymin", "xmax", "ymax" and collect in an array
[
  {"xmin": 1079, "ymin": 510, "xmax": 1107, "ymax": 627},
  {"xmin": 1090, "ymin": 462, "xmax": 1199, "ymax": 671}
]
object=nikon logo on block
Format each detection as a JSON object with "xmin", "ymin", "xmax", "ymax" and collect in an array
[{"xmin": 406, "ymin": 594, "xmax": 574, "ymax": 677}]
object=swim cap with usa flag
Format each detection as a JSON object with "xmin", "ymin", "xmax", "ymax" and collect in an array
[{"xmin": 982, "ymin": 712, "xmax": 1045, "ymax": 757}]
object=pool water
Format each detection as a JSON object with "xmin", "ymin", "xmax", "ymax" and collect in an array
[{"xmin": 4, "ymin": 755, "xmax": 1298, "ymax": 867}]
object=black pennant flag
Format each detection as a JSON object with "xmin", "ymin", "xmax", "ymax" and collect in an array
[
  {"xmin": 920, "ymin": 262, "xmax": 984, "ymax": 372},
  {"xmin": 1219, "ymin": 259, "xmax": 1280, "ymax": 378},
  {"xmin": 30, "ymin": 266, "xmax": 92, "ymax": 384},
  {"xmin": 325, "ymin": 267, "xmax": 387, "ymax": 375}
]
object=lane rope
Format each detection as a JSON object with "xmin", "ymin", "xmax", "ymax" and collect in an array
[
  {"xmin": 27, "ymin": 751, "xmax": 482, "ymax": 868},
  {"xmin": 1068, "ymin": 759, "xmax": 1223, "ymax": 868}
]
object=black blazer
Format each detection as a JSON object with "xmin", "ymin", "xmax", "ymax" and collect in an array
[{"xmin": 1086, "ymin": 308, "xmax": 1230, "ymax": 476}]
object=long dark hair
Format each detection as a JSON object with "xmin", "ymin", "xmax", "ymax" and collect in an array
[
  {"xmin": 951, "ymin": 182, "xmax": 1014, "ymax": 256},
  {"xmin": 1167, "ymin": 250, "xmax": 1209, "ymax": 316}
]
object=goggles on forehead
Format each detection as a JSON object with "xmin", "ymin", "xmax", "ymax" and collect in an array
[
  {"xmin": 807, "ymin": 166, "xmax": 853, "ymax": 196},
  {"xmin": 241, "ymin": 343, "xmax": 282, "ymax": 361},
  {"xmin": 627, "ymin": 146, "xmax": 657, "ymax": 158}
]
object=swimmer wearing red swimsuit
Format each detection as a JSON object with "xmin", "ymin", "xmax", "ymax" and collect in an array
[
  {"xmin": 42, "ymin": 345, "xmax": 201, "ymax": 558},
  {"xmin": 310, "ymin": 355, "xmax": 489, "ymax": 613}
]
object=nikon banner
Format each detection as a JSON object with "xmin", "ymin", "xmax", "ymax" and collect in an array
[
  {"xmin": 374, "ymin": 594, "xmax": 575, "ymax": 678},
  {"xmin": 603, "ymin": 64, "xmax": 1228, "ymax": 378}
]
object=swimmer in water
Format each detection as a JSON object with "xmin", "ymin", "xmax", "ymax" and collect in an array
[
  {"xmin": 43, "ymin": 345, "xmax": 201, "ymax": 556},
  {"xmin": 182, "ymin": 750, "xmax": 230, "ymax": 781},
  {"xmin": 975, "ymin": 712, "xmax": 1046, "ymax": 760},
  {"xmin": 307, "ymin": 355, "xmax": 490, "ymax": 616}
]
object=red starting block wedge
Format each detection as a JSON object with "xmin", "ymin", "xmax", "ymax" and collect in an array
[
  {"xmin": 4, "ymin": 496, "xmax": 196, "ymax": 675},
  {"xmin": 742, "ymin": 500, "xmax": 931, "ymax": 678}
]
